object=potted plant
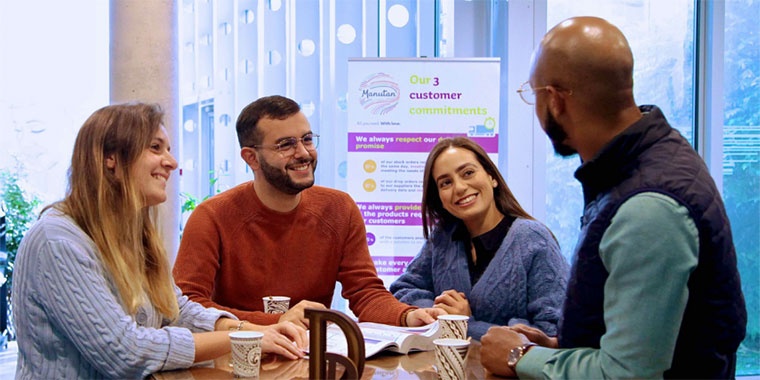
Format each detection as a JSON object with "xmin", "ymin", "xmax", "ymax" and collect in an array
[
  {"xmin": 180, "ymin": 171, "xmax": 222, "ymax": 237},
  {"xmin": 0, "ymin": 168, "xmax": 41, "ymax": 343}
]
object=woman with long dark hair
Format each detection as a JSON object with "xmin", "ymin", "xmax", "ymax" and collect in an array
[{"xmin": 391, "ymin": 137, "xmax": 568, "ymax": 340}]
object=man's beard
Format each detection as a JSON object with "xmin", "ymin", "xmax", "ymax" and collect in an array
[
  {"xmin": 545, "ymin": 111, "xmax": 577, "ymax": 157},
  {"xmin": 259, "ymin": 155, "xmax": 317, "ymax": 195}
]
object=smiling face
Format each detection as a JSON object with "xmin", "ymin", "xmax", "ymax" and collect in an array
[
  {"xmin": 130, "ymin": 126, "xmax": 178, "ymax": 207},
  {"xmin": 253, "ymin": 112, "xmax": 317, "ymax": 195},
  {"xmin": 432, "ymin": 147, "xmax": 502, "ymax": 236}
]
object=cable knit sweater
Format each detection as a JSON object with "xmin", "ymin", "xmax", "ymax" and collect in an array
[
  {"xmin": 12, "ymin": 210, "xmax": 234, "ymax": 379},
  {"xmin": 390, "ymin": 218, "xmax": 569, "ymax": 340},
  {"xmin": 173, "ymin": 182, "xmax": 413, "ymax": 326}
]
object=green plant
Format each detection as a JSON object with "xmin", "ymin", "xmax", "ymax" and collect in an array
[
  {"xmin": 1, "ymin": 167, "xmax": 41, "ymax": 341},
  {"xmin": 180, "ymin": 192, "xmax": 204, "ymax": 215},
  {"xmin": 180, "ymin": 171, "xmax": 222, "ymax": 236},
  {"xmin": 180, "ymin": 175, "xmax": 220, "ymax": 213},
  {"xmin": 1, "ymin": 168, "xmax": 42, "ymax": 290}
]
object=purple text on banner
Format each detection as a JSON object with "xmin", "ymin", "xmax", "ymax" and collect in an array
[
  {"xmin": 357, "ymin": 202, "xmax": 422, "ymax": 226},
  {"xmin": 348, "ymin": 132, "xmax": 498, "ymax": 153},
  {"xmin": 372, "ymin": 256, "xmax": 414, "ymax": 277}
]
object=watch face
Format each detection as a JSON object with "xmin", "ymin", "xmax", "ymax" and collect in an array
[{"xmin": 507, "ymin": 346, "xmax": 522, "ymax": 367}]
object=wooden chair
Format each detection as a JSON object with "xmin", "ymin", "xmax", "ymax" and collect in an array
[{"xmin": 305, "ymin": 308, "xmax": 365, "ymax": 379}]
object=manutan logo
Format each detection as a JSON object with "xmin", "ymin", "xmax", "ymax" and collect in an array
[{"xmin": 359, "ymin": 73, "xmax": 400, "ymax": 115}]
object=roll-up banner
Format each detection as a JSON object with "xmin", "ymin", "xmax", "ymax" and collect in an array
[{"xmin": 347, "ymin": 58, "xmax": 501, "ymax": 287}]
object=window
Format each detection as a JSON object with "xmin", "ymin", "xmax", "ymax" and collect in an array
[
  {"xmin": 543, "ymin": 0, "xmax": 758, "ymax": 374},
  {"xmin": 0, "ymin": 1, "xmax": 109, "ymax": 204},
  {"xmin": 177, "ymin": 2, "xmax": 757, "ymax": 373},
  {"xmin": 722, "ymin": 0, "xmax": 760, "ymax": 374},
  {"xmin": 544, "ymin": 0, "xmax": 695, "ymax": 266},
  {"xmin": 0, "ymin": 0, "xmax": 754, "ymax": 376}
]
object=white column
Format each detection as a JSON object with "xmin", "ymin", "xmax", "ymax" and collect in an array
[{"xmin": 110, "ymin": 0, "xmax": 181, "ymax": 262}]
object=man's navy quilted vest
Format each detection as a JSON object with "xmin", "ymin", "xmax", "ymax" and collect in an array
[{"xmin": 558, "ymin": 106, "xmax": 746, "ymax": 379}]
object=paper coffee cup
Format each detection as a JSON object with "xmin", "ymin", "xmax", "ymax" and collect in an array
[
  {"xmin": 438, "ymin": 314, "xmax": 469, "ymax": 340},
  {"xmin": 229, "ymin": 331, "xmax": 264, "ymax": 378},
  {"xmin": 434, "ymin": 338, "xmax": 470, "ymax": 380},
  {"xmin": 262, "ymin": 296, "xmax": 290, "ymax": 314}
]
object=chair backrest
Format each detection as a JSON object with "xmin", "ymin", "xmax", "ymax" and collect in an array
[{"xmin": 305, "ymin": 308, "xmax": 365, "ymax": 380}]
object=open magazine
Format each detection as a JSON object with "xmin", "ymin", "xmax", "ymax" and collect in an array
[{"xmin": 318, "ymin": 320, "xmax": 441, "ymax": 359}]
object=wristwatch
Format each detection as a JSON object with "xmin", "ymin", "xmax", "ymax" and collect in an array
[{"xmin": 507, "ymin": 342, "xmax": 537, "ymax": 370}]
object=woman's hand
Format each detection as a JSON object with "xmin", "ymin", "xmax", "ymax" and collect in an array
[
  {"xmin": 256, "ymin": 321, "xmax": 307, "ymax": 360},
  {"xmin": 201, "ymin": 319, "xmax": 307, "ymax": 362},
  {"xmin": 433, "ymin": 289, "xmax": 472, "ymax": 316}
]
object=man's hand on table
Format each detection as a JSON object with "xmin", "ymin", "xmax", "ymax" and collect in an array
[
  {"xmin": 278, "ymin": 300, "xmax": 327, "ymax": 329},
  {"xmin": 480, "ymin": 326, "xmax": 530, "ymax": 377},
  {"xmin": 406, "ymin": 308, "xmax": 448, "ymax": 327}
]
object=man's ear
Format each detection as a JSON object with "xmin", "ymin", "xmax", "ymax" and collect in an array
[
  {"xmin": 240, "ymin": 147, "xmax": 260, "ymax": 170},
  {"xmin": 546, "ymin": 86, "xmax": 567, "ymax": 117},
  {"xmin": 105, "ymin": 154, "xmax": 117, "ymax": 170}
]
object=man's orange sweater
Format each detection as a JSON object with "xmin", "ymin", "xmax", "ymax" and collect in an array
[{"xmin": 173, "ymin": 182, "xmax": 413, "ymax": 325}]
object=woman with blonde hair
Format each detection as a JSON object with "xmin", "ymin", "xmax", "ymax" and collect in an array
[
  {"xmin": 391, "ymin": 137, "xmax": 568, "ymax": 340},
  {"xmin": 12, "ymin": 102, "xmax": 306, "ymax": 379}
]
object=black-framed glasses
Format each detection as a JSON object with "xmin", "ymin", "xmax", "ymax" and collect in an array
[
  {"xmin": 517, "ymin": 81, "xmax": 573, "ymax": 105},
  {"xmin": 252, "ymin": 133, "xmax": 320, "ymax": 157}
]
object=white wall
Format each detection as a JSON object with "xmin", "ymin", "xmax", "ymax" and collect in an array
[{"xmin": 0, "ymin": 1, "xmax": 109, "ymax": 205}]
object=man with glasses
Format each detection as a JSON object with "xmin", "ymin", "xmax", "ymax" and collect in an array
[
  {"xmin": 480, "ymin": 17, "xmax": 746, "ymax": 378},
  {"xmin": 173, "ymin": 95, "xmax": 443, "ymax": 333}
]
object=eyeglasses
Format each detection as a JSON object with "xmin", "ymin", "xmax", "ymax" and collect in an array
[
  {"xmin": 517, "ymin": 81, "xmax": 573, "ymax": 105},
  {"xmin": 516, "ymin": 81, "xmax": 550, "ymax": 105},
  {"xmin": 252, "ymin": 133, "xmax": 320, "ymax": 157}
]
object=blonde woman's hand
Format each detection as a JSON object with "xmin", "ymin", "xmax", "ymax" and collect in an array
[
  {"xmin": 258, "ymin": 322, "xmax": 307, "ymax": 360},
  {"xmin": 269, "ymin": 321, "xmax": 308, "ymax": 350}
]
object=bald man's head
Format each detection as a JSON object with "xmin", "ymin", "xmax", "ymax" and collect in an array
[{"xmin": 530, "ymin": 17, "xmax": 636, "ymax": 114}]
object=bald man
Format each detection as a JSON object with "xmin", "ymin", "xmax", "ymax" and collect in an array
[{"xmin": 480, "ymin": 17, "xmax": 746, "ymax": 379}]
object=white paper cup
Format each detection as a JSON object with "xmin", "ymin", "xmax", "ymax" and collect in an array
[
  {"xmin": 262, "ymin": 296, "xmax": 290, "ymax": 314},
  {"xmin": 229, "ymin": 331, "xmax": 264, "ymax": 378},
  {"xmin": 438, "ymin": 314, "xmax": 469, "ymax": 340},
  {"xmin": 434, "ymin": 338, "xmax": 470, "ymax": 380}
]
